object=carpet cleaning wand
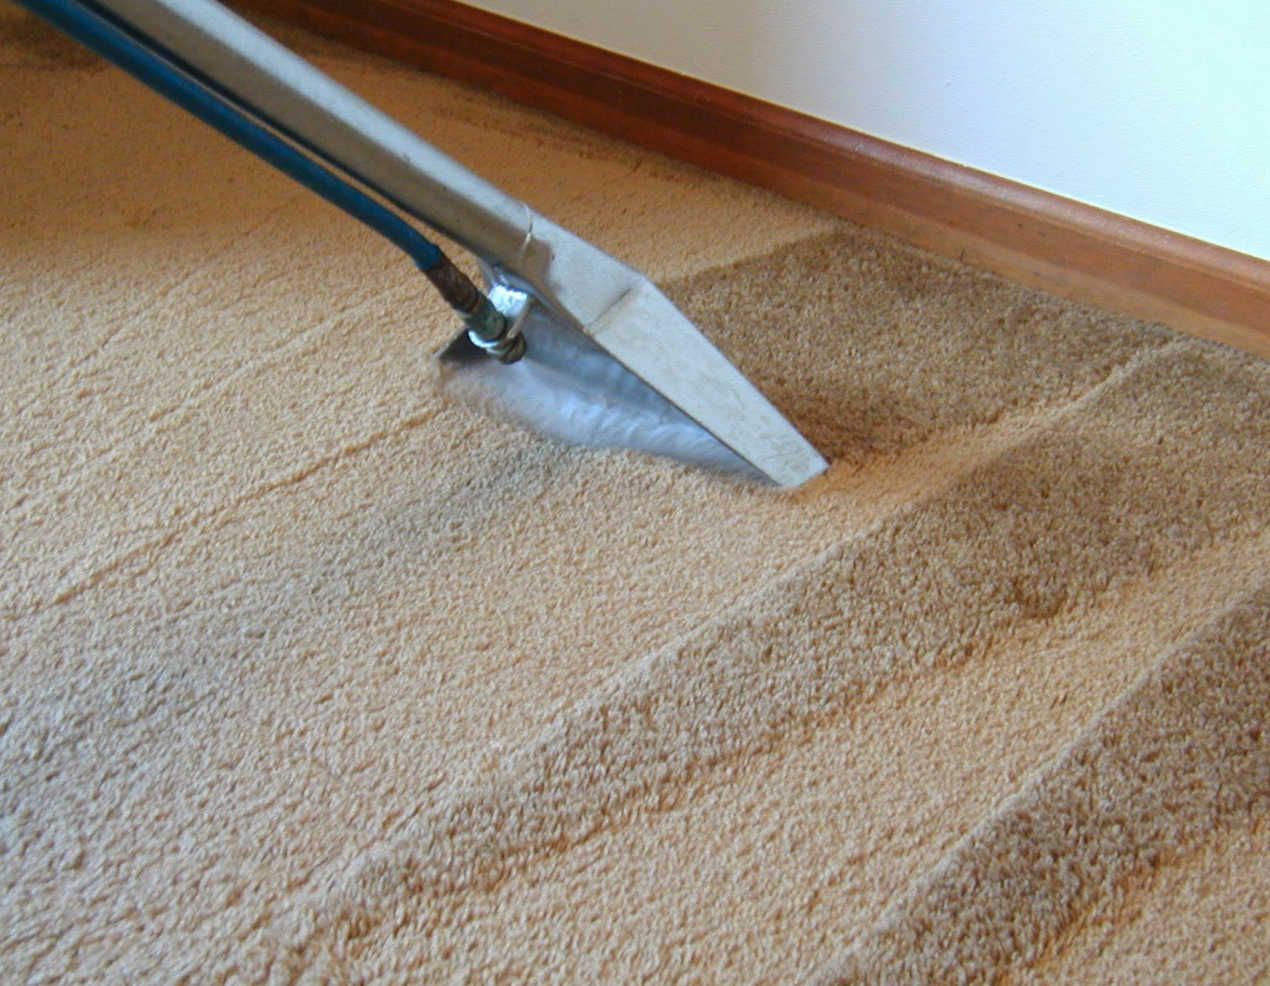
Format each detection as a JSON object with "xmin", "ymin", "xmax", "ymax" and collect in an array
[{"xmin": 19, "ymin": 0, "xmax": 828, "ymax": 486}]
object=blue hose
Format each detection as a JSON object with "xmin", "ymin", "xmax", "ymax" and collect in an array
[{"xmin": 15, "ymin": 0, "xmax": 446, "ymax": 272}]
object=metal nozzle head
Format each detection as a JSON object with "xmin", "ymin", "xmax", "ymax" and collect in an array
[{"xmin": 437, "ymin": 267, "xmax": 827, "ymax": 487}]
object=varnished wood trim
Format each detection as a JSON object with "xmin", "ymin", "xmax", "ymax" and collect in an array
[{"xmin": 238, "ymin": 0, "xmax": 1270, "ymax": 356}]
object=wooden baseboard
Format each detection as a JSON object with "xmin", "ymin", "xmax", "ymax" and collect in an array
[{"xmin": 238, "ymin": 0, "xmax": 1270, "ymax": 357}]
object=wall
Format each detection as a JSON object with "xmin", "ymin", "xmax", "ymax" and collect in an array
[{"xmin": 466, "ymin": 0, "xmax": 1270, "ymax": 263}]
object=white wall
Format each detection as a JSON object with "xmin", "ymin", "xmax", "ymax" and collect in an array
[{"xmin": 468, "ymin": 0, "xmax": 1270, "ymax": 263}]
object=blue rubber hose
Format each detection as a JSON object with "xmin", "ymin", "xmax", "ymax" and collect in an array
[{"xmin": 15, "ymin": 0, "xmax": 446, "ymax": 271}]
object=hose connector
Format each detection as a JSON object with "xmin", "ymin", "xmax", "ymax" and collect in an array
[
  {"xmin": 422, "ymin": 256, "xmax": 526, "ymax": 363},
  {"xmin": 467, "ymin": 284, "xmax": 530, "ymax": 363},
  {"xmin": 462, "ymin": 289, "xmax": 526, "ymax": 363}
]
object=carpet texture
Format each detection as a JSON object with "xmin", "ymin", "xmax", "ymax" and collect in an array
[{"xmin": 3, "ymin": 7, "xmax": 1269, "ymax": 984}]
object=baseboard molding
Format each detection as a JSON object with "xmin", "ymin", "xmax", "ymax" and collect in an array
[{"xmin": 237, "ymin": 0, "xmax": 1270, "ymax": 357}]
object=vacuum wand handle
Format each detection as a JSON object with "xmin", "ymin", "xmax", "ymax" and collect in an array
[{"xmin": 89, "ymin": 0, "xmax": 539, "ymax": 270}]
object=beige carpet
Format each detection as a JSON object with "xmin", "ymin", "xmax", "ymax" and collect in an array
[{"xmin": 4, "ymin": 7, "xmax": 1270, "ymax": 984}]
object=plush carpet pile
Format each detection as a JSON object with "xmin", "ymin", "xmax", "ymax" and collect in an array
[{"xmin": 3, "ymin": 6, "xmax": 1268, "ymax": 983}]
